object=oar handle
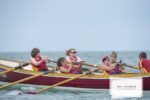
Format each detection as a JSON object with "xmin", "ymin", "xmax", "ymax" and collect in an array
[
  {"xmin": 48, "ymin": 60, "xmax": 57, "ymax": 63},
  {"xmin": 14, "ymin": 63, "xmax": 30, "ymax": 70},
  {"xmin": 125, "ymin": 65, "xmax": 140, "ymax": 69},
  {"xmin": 82, "ymin": 63, "xmax": 96, "ymax": 67},
  {"xmin": 72, "ymin": 61, "xmax": 97, "ymax": 67}
]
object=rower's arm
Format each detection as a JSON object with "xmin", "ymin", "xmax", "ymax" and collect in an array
[
  {"xmin": 30, "ymin": 58, "xmax": 44, "ymax": 66},
  {"xmin": 102, "ymin": 66, "xmax": 113, "ymax": 71}
]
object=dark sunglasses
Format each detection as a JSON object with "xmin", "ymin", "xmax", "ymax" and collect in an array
[{"xmin": 71, "ymin": 51, "xmax": 77, "ymax": 54}]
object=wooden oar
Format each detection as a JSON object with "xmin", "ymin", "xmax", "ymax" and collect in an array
[
  {"xmin": 50, "ymin": 60, "xmax": 98, "ymax": 68},
  {"xmin": 125, "ymin": 64, "xmax": 149, "ymax": 74},
  {"xmin": 125, "ymin": 64, "xmax": 140, "ymax": 69},
  {"xmin": 82, "ymin": 63, "xmax": 98, "ymax": 67},
  {"xmin": 48, "ymin": 60, "xmax": 57, "ymax": 63},
  {"xmin": 127, "ymin": 65, "xmax": 148, "ymax": 73},
  {"xmin": 0, "ymin": 63, "xmax": 29, "ymax": 76},
  {"xmin": 72, "ymin": 61, "xmax": 101, "ymax": 67},
  {"xmin": 27, "ymin": 72, "xmax": 90, "ymax": 94},
  {"xmin": 0, "ymin": 70, "xmax": 52, "ymax": 89}
]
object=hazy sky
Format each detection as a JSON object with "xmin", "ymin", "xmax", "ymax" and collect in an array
[{"xmin": 0, "ymin": 0, "xmax": 150, "ymax": 52}]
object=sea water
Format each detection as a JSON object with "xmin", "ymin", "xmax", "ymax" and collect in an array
[{"xmin": 0, "ymin": 51, "xmax": 150, "ymax": 100}]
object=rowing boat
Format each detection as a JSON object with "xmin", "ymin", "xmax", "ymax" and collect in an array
[{"xmin": 0, "ymin": 59, "xmax": 150, "ymax": 90}]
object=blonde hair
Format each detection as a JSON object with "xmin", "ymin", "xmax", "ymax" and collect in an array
[
  {"xmin": 65, "ymin": 48, "xmax": 76, "ymax": 56},
  {"xmin": 111, "ymin": 51, "xmax": 117, "ymax": 57}
]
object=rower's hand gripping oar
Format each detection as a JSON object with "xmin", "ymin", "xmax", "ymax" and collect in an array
[
  {"xmin": 125, "ymin": 64, "xmax": 149, "ymax": 73},
  {"xmin": 0, "ymin": 70, "xmax": 52, "ymax": 89},
  {"xmin": 27, "ymin": 72, "xmax": 91, "ymax": 94},
  {"xmin": 0, "ymin": 63, "xmax": 29, "ymax": 76}
]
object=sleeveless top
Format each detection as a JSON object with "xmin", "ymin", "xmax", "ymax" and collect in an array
[
  {"xmin": 105, "ymin": 66, "xmax": 122, "ymax": 74},
  {"xmin": 65, "ymin": 56, "xmax": 82, "ymax": 74},
  {"xmin": 66, "ymin": 56, "xmax": 81, "ymax": 62},
  {"xmin": 140, "ymin": 59, "xmax": 150, "ymax": 73},
  {"xmin": 32, "ymin": 57, "xmax": 47, "ymax": 71}
]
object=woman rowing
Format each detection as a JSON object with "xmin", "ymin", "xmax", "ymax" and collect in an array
[
  {"xmin": 110, "ymin": 51, "xmax": 125, "ymax": 70},
  {"xmin": 30, "ymin": 48, "xmax": 49, "ymax": 71},
  {"xmin": 57, "ymin": 57, "xmax": 82, "ymax": 74},
  {"xmin": 65, "ymin": 48, "xmax": 83, "ymax": 70},
  {"xmin": 110, "ymin": 51, "xmax": 118, "ymax": 66},
  {"xmin": 101, "ymin": 56, "xmax": 124, "ymax": 74},
  {"xmin": 138, "ymin": 52, "xmax": 150, "ymax": 73}
]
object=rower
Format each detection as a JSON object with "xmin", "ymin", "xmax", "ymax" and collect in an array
[
  {"xmin": 101, "ymin": 56, "xmax": 123, "ymax": 74},
  {"xmin": 139, "ymin": 52, "xmax": 150, "ymax": 73},
  {"xmin": 110, "ymin": 51, "xmax": 125, "ymax": 72},
  {"xmin": 57, "ymin": 57, "xmax": 82, "ymax": 74},
  {"xmin": 65, "ymin": 48, "xmax": 83, "ymax": 70},
  {"xmin": 30, "ymin": 48, "xmax": 50, "ymax": 71},
  {"xmin": 110, "ymin": 51, "xmax": 118, "ymax": 66}
]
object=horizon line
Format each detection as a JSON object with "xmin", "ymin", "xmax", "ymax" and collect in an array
[{"xmin": 0, "ymin": 50, "xmax": 149, "ymax": 53}]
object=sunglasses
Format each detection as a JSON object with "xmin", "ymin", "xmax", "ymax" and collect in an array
[{"xmin": 71, "ymin": 51, "xmax": 77, "ymax": 54}]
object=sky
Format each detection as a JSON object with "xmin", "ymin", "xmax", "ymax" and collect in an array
[{"xmin": 0, "ymin": 0, "xmax": 150, "ymax": 52}]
